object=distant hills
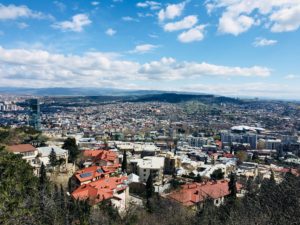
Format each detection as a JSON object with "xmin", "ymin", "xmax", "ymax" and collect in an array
[
  {"xmin": 0, "ymin": 87, "xmax": 243, "ymax": 105},
  {"xmin": 0, "ymin": 87, "xmax": 171, "ymax": 96}
]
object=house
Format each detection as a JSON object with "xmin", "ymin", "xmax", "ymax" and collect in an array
[
  {"xmin": 71, "ymin": 176, "xmax": 129, "ymax": 213},
  {"xmin": 72, "ymin": 165, "xmax": 119, "ymax": 187},
  {"xmin": 166, "ymin": 180, "xmax": 242, "ymax": 207},
  {"xmin": 7, "ymin": 144, "xmax": 40, "ymax": 175},
  {"xmin": 82, "ymin": 150, "xmax": 119, "ymax": 167},
  {"xmin": 37, "ymin": 146, "xmax": 68, "ymax": 167}
]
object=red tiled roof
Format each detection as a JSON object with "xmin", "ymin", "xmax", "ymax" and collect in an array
[
  {"xmin": 83, "ymin": 150, "xmax": 118, "ymax": 163},
  {"xmin": 223, "ymin": 153, "xmax": 234, "ymax": 158},
  {"xmin": 167, "ymin": 180, "xmax": 242, "ymax": 206},
  {"xmin": 274, "ymin": 168, "xmax": 300, "ymax": 176},
  {"xmin": 74, "ymin": 165, "xmax": 118, "ymax": 183},
  {"xmin": 7, "ymin": 144, "xmax": 36, "ymax": 153},
  {"xmin": 71, "ymin": 176, "xmax": 128, "ymax": 205}
]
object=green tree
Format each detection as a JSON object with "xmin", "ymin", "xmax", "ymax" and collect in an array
[
  {"xmin": 39, "ymin": 162, "xmax": 47, "ymax": 190},
  {"xmin": 49, "ymin": 148, "xmax": 58, "ymax": 167},
  {"xmin": 236, "ymin": 150, "xmax": 248, "ymax": 164},
  {"xmin": 228, "ymin": 172, "xmax": 237, "ymax": 200},
  {"xmin": 62, "ymin": 137, "xmax": 79, "ymax": 163},
  {"xmin": 146, "ymin": 172, "xmax": 155, "ymax": 200},
  {"xmin": 211, "ymin": 168, "xmax": 224, "ymax": 180},
  {"xmin": 0, "ymin": 146, "xmax": 39, "ymax": 223},
  {"xmin": 121, "ymin": 150, "xmax": 127, "ymax": 173}
]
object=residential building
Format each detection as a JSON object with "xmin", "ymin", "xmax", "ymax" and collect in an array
[
  {"xmin": 71, "ymin": 176, "xmax": 129, "ymax": 213},
  {"xmin": 72, "ymin": 165, "xmax": 119, "ymax": 186},
  {"xmin": 130, "ymin": 156, "xmax": 165, "ymax": 183},
  {"xmin": 166, "ymin": 180, "xmax": 242, "ymax": 207},
  {"xmin": 7, "ymin": 144, "xmax": 40, "ymax": 175},
  {"xmin": 82, "ymin": 150, "xmax": 119, "ymax": 167}
]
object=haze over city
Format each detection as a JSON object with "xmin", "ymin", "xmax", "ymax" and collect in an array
[{"xmin": 0, "ymin": 0, "xmax": 299, "ymax": 99}]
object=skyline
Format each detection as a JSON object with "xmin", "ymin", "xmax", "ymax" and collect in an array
[{"xmin": 0, "ymin": 0, "xmax": 300, "ymax": 99}]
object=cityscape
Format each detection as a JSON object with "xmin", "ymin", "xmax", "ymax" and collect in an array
[{"xmin": 1, "ymin": 1, "xmax": 300, "ymax": 225}]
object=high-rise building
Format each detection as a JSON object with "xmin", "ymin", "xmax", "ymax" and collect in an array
[{"xmin": 28, "ymin": 99, "xmax": 41, "ymax": 130}]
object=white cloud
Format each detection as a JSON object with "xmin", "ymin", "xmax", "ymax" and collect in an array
[
  {"xmin": 253, "ymin": 37, "xmax": 277, "ymax": 47},
  {"xmin": 91, "ymin": 1, "xmax": 100, "ymax": 6},
  {"xmin": 139, "ymin": 57, "xmax": 270, "ymax": 79},
  {"xmin": 17, "ymin": 22, "xmax": 29, "ymax": 29},
  {"xmin": 218, "ymin": 13, "xmax": 255, "ymax": 35},
  {"xmin": 0, "ymin": 4, "xmax": 47, "ymax": 20},
  {"xmin": 149, "ymin": 34, "xmax": 158, "ymax": 38},
  {"xmin": 105, "ymin": 28, "xmax": 117, "ymax": 36},
  {"xmin": 122, "ymin": 16, "xmax": 139, "ymax": 22},
  {"xmin": 164, "ymin": 15, "xmax": 198, "ymax": 32},
  {"xmin": 0, "ymin": 46, "xmax": 271, "ymax": 88},
  {"xmin": 206, "ymin": 0, "xmax": 300, "ymax": 35},
  {"xmin": 137, "ymin": 12, "xmax": 154, "ymax": 18},
  {"xmin": 285, "ymin": 74, "xmax": 300, "ymax": 79},
  {"xmin": 158, "ymin": 1, "xmax": 187, "ymax": 21},
  {"xmin": 178, "ymin": 25, "xmax": 206, "ymax": 43},
  {"xmin": 52, "ymin": 14, "xmax": 91, "ymax": 32},
  {"xmin": 270, "ymin": 4, "xmax": 300, "ymax": 32},
  {"xmin": 137, "ymin": 1, "xmax": 161, "ymax": 10},
  {"xmin": 180, "ymin": 82, "xmax": 299, "ymax": 99},
  {"xmin": 54, "ymin": 1, "xmax": 66, "ymax": 12},
  {"xmin": 130, "ymin": 44, "xmax": 159, "ymax": 54}
]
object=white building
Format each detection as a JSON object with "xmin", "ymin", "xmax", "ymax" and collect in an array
[
  {"xmin": 7, "ymin": 144, "xmax": 40, "ymax": 175},
  {"xmin": 130, "ymin": 156, "xmax": 165, "ymax": 183},
  {"xmin": 37, "ymin": 146, "xmax": 68, "ymax": 166}
]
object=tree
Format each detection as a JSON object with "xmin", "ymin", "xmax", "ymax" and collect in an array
[
  {"xmin": 39, "ymin": 162, "xmax": 47, "ymax": 190},
  {"xmin": 0, "ymin": 146, "xmax": 40, "ymax": 223},
  {"xmin": 228, "ymin": 172, "xmax": 237, "ymax": 200},
  {"xmin": 121, "ymin": 150, "xmax": 127, "ymax": 173},
  {"xmin": 62, "ymin": 137, "xmax": 79, "ymax": 163},
  {"xmin": 211, "ymin": 168, "xmax": 224, "ymax": 180},
  {"xmin": 269, "ymin": 170, "xmax": 276, "ymax": 185},
  {"xmin": 195, "ymin": 174, "xmax": 202, "ymax": 182},
  {"xmin": 60, "ymin": 185, "xmax": 66, "ymax": 210},
  {"xmin": 252, "ymin": 151, "xmax": 259, "ymax": 161},
  {"xmin": 236, "ymin": 150, "xmax": 248, "ymax": 164},
  {"xmin": 146, "ymin": 172, "xmax": 155, "ymax": 200},
  {"xmin": 49, "ymin": 148, "xmax": 58, "ymax": 167}
]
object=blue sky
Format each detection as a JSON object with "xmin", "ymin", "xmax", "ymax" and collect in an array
[{"xmin": 0, "ymin": 0, "xmax": 299, "ymax": 99}]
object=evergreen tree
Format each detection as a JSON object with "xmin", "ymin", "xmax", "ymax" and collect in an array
[
  {"xmin": 146, "ymin": 172, "xmax": 155, "ymax": 200},
  {"xmin": 53, "ymin": 184, "xmax": 60, "ymax": 209},
  {"xmin": 211, "ymin": 168, "xmax": 224, "ymax": 180},
  {"xmin": 39, "ymin": 162, "xmax": 47, "ymax": 222},
  {"xmin": 195, "ymin": 174, "xmax": 202, "ymax": 182},
  {"xmin": 39, "ymin": 162, "xmax": 47, "ymax": 190},
  {"xmin": 121, "ymin": 150, "xmax": 127, "ymax": 173},
  {"xmin": 62, "ymin": 137, "xmax": 79, "ymax": 163},
  {"xmin": 60, "ymin": 184, "xmax": 65, "ymax": 210},
  {"xmin": 49, "ymin": 148, "xmax": 57, "ymax": 167},
  {"xmin": 228, "ymin": 172, "xmax": 237, "ymax": 199}
]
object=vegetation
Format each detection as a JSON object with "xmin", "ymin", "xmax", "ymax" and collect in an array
[
  {"xmin": 49, "ymin": 148, "xmax": 58, "ymax": 167},
  {"xmin": 62, "ymin": 137, "xmax": 79, "ymax": 163},
  {"xmin": 0, "ymin": 126, "xmax": 47, "ymax": 147},
  {"xmin": 210, "ymin": 168, "xmax": 225, "ymax": 180},
  {"xmin": 121, "ymin": 150, "xmax": 127, "ymax": 173}
]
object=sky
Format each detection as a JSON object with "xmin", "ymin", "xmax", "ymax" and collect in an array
[{"xmin": 0, "ymin": 0, "xmax": 300, "ymax": 99}]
